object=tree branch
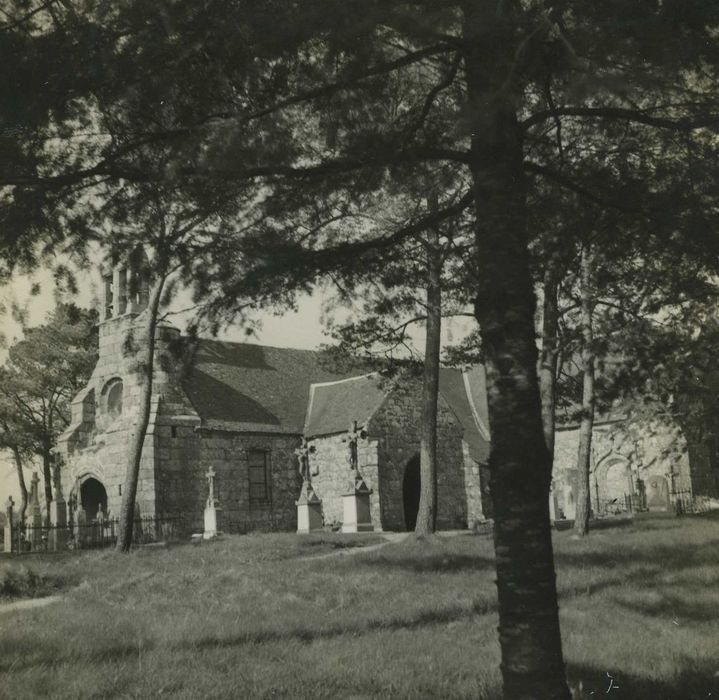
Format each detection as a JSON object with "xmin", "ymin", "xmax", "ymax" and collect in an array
[{"xmin": 522, "ymin": 106, "xmax": 719, "ymax": 132}]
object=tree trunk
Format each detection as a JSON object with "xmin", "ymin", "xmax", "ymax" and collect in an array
[
  {"xmin": 539, "ymin": 264, "xmax": 561, "ymax": 459},
  {"xmin": 12, "ymin": 447, "xmax": 28, "ymax": 525},
  {"xmin": 415, "ymin": 227, "xmax": 442, "ymax": 536},
  {"xmin": 462, "ymin": 4, "xmax": 570, "ymax": 698},
  {"xmin": 116, "ymin": 276, "xmax": 166, "ymax": 552},
  {"xmin": 573, "ymin": 245, "xmax": 595, "ymax": 537}
]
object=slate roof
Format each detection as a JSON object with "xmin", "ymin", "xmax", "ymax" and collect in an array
[
  {"xmin": 181, "ymin": 339, "xmax": 491, "ymax": 464},
  {"xmin": 438, "ymin": 366, "xmax": 491, "ymax": 464},
  {"xmin": 304, "ymin": 373, "xmax": 389, "ymax": 437},
  {"xmin": 303, "ymin": 364, "xmax": 491, "ymax": 465},
  {"xmin": 182, "ymin": 340, "xmax": 357, "ymax": 433}
]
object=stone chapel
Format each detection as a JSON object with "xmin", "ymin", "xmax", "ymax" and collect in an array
[
  {"xmin": 56, "ymin": 257, "xmax": 718, "ymax": 536},
  {"xmin": 56, "ymin": 258, "xmax": 493, "ymax": 534}
]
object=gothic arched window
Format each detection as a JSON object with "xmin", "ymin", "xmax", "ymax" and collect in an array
[{"xmin": 103, "ymin": 378, "xmax": 123, "ymax": 418}]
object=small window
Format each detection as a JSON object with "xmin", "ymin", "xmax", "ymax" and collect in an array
[
  {"xmin": 104, "ymin": 275, "xmax": 114, "ymax": 318},
  {"xmin": 117, "ymin": 268, "xmax": 128, "ymax": 314},
  {"xmin": 248, "ymin": 450, "xmax": 270, "ymax": 504},
  {"xmin": 171, "ymin": 426, "xmax": 177, "ymax": 438}
]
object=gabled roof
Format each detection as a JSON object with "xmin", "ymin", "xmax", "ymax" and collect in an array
[
  {"xmin": 304, "ymin": 373, "xmax": 388, "ymax": 437},
  {"xmin": 181, "ymin": 339, "xmax": 491, "ymax": 463},
  {"xmin": 439, "ymin": 366, "xmax": 490, "ymax": 464},
  {"xmin": 302, "ymin": 363, "xmax": 491, "ymax": 465},
  {"xmin": 182, "ymin": 340, "xmax": 356, "ymax": 433}
]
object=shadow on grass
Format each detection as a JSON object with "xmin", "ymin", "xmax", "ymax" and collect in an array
[
  {"xmin": 0, "ymin": 637, "xmax": 141, "ymax": 674},
  {"xmin": 554, "ymin": 538, "xmax": 719, "ymax": 571},
  {"xmin": 301, "ymin": 538, "xmax": 377, "ymax": 550},
  {"xmin": 568, "ymin": 662, "xmax": 717, "ymax": 699},
  {"xmin": 613, "ymin": 591, "xmax": 719, "ymax": 624},
  {"xmin": 554, "ymin": 517, "xmax": 636, "ymax": 533},
  {"xmin": 0, "ymin": 598, "xmax": 496, "ymax": 674},
  {"xmin": 349, "ymin": 551, "xmax": 496, "ymax": 574},
  {"xmin": 186, "ymin": 597, "xmax": 495, "ymax": 652}
]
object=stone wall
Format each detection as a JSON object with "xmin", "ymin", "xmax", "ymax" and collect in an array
[
  {"xmin": 462, "ymin": 441, "xmax": 490, "ymax": 523},
  {"xmin": 306, "ymin": 379, "xmax": 486, "ymax": 532},
  {"xmin": 370, "ymin": 381, "xmax": 477, "ymax": 530},
  {"xmin": 552, "ymin": 418, "xmax": 693, "ymax": 517},
  {"xmin": 57, "ymin": 313, "xmax": 186, "ymax": 519},
  {"xmin": 306, "ymin": 432, "xmax": 380, "ymax": 528},
  {"xmin": 158, "ymin": 429, "xmax": 302, "ymax": 534}
]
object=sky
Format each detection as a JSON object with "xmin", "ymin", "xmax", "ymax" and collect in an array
[{"xmin": 0, "ymin": 261, "xmax": 471, "ymax": 506}]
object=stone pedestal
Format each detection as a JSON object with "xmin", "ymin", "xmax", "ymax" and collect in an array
[
  {"xmin": 342, "ymin": 476, "xmax": 374, "ymax": 533},
  {"xmin": 49, "ymin": 499, "xmax": 69, "ymax": 551},
  {"xmin": 296, "ymin": 482, "xmax": 323, "ymax": 534},
  {"xmin": 203, "ymin": 504, "xmax": 220, "ymax": 539}
]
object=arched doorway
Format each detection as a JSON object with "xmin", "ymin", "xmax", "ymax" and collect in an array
[
  {"xmin": 80, "ymin": 477, "xmax": 108, "ymax": 522},
  {"xmin": 605, "ymin": 460, "xmax": 631, "ymax": 500},
  {"xmin": 402, "ymin": 455, "xmax": 421, "ymax": 531},
  {"xmin": 646, "ymin": 475, "xmax": 670, "ymax": 511}
]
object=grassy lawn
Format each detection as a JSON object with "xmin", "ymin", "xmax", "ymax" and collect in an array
[{"xmin": 1, "ymin": 515, "xmax": 718, "ymax": 699}]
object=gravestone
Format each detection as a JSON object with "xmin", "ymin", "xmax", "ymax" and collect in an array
[
  {"xmin": 49, "ymin": 458, "xmax": 69, "ymax": 551},
  {"xmin": 29, "ymin": 472, "xmax": 43, "ymax": 548},
  {"xmin": 646, "ymin": 475, "xmax": 670, "ymax": 511}
]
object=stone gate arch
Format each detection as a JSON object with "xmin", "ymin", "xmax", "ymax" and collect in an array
[{"xmin": 594, "ymin": 454, "xmax": 633, "ymax": 507}]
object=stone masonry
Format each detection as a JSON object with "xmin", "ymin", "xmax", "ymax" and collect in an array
[{"xmin": 307, "ymin": 378, "xmax": 487, "ymax": 531}]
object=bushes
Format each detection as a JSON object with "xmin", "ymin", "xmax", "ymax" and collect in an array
[{"xmin": 0, "ymin": 564, "xmax": 68, "ymax": 600}]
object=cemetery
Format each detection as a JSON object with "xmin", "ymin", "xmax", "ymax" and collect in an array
[{"xmin": 3, "ymin": 3, "xmax": 719, "ymax": 698}]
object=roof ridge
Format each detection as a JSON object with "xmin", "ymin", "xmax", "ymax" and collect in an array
[
  {"xmin": 189, "ymin": 337, "xmax": 327, "ymax": 354},
  {"xmin": 462, "ymin": 369, "xmax": 491, "ymax": 441},
  {"xmin": 308, "ymin": 371, "xmax": 379, "ymax": 389}
]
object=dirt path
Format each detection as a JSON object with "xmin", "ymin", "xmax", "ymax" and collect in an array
[
  {"xmin": 299, "ymin": 533, "xmax": 410, "ymax": 561},
  {"xmin": 0, "ymin": 594, "xmax": 64, "ymax": 614}
]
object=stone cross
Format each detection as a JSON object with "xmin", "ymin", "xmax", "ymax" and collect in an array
[
  {"xmin": 294, "ymin": 438, "xmax": 312, "ymax": 485},
  {"xmin": 30, "ymin": 472, "xmax": 40, "ymax": 505},
  {"xmin": 51, "ymin": 453, "xmax": 64, "ymax": 501},
  {"xmin": 206, "ymin": 467, "xmax": 217, "ymax": 508}
]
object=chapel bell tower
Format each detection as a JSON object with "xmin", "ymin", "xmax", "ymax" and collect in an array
[{"xmin": 101, "ymin": 248, "xmax": 151, "ymax": 322}]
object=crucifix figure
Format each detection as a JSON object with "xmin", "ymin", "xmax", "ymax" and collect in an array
[
  {"xmin": 294, "ymin": 438, "xmax": 312, "ymax": 485},
  {"xmin": 347, "ymin": 421, "xmax": 365, "ymax": 472},
  {"xmin": 206, "ymin": 467, "xmax": 217, "ymax": 508},
  {"xmin": 346, "ymin": 420, "xmax": 370, "ymax": 490}
]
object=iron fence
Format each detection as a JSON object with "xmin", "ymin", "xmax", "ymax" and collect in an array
[
  {"xmin": 593, "ymin": 493, "xmax": 646, "ymax": 517},
  {"xmin": 672, "ymin": 489, "xmax": 713, "ymax": 516},
  {"xmin": 9, "ymin": 516, "xmax": 185, "ymax": 554}
]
